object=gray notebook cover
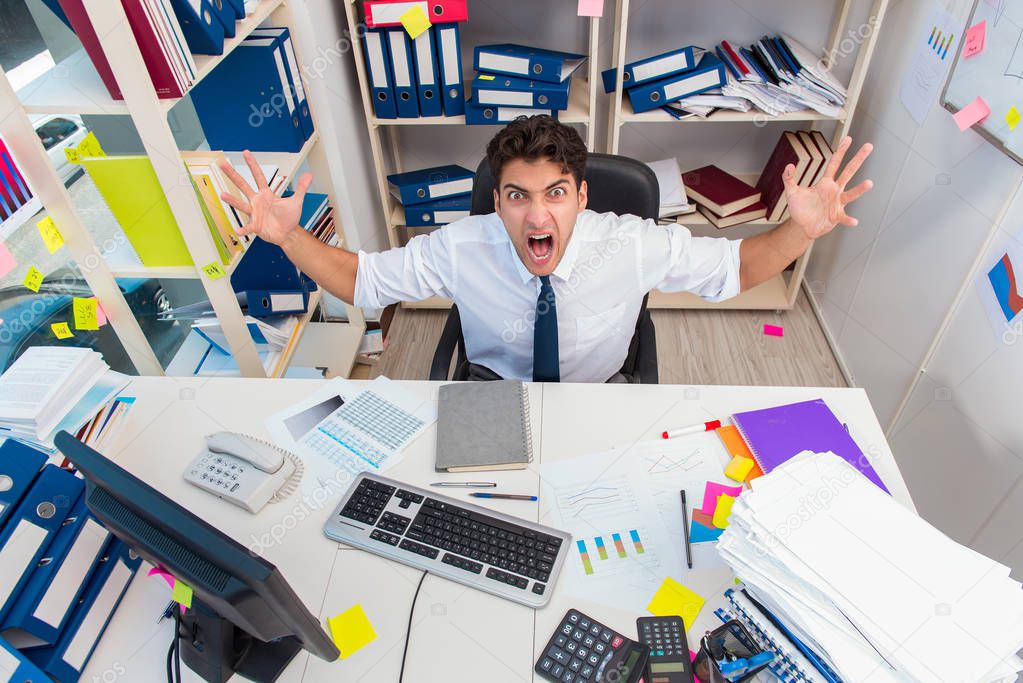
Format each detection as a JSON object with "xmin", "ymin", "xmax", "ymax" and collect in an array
[{"xmin": 435, "ymin": 380, "xmax": 533, "ymax": 472}]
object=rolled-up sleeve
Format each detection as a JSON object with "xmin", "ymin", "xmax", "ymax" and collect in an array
[
  {"xmin": 638, "ymin": 219, "xmax": 742, "ymax": 303},
  {"xmin": 354, "ymin": 230, "xmax": 456, "ymax": 309}
]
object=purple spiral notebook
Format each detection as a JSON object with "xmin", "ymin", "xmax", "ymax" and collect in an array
[{"xmin": 732, "ymin": 398, "xmax": 889, "ymax": 493}]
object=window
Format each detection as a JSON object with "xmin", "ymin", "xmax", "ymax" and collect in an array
[{"xmin": 35, "ymin": 117, "xmax": 79, "ymax": 150}]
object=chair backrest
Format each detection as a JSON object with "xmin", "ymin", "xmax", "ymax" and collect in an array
[{"xmin": 470, "ymin": 152, "xmax": 660, "ymax": 220}]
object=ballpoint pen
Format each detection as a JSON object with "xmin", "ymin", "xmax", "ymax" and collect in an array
[
  {"xmin": 430, "ymin": 482, "xmax": 497, "ymax": 488},
  {"xmin": 469, "ymin": 492, "xmax": 538, "ymax": 501}
]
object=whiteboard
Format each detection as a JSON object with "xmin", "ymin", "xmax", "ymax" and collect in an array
[{"xmin": 942, "ymin": 0, "xmax": 1023, "ymax": 165}]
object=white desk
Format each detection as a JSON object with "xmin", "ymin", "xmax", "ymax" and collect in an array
[{"xmin": 81, "ymin": 378, "xmax": 914, "ymax": 682}]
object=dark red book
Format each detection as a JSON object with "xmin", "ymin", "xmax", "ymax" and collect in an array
[
  {"xmin": 756, "ymin": 131, "xmax": 811, "ymax": 221},
  {"xmin": 696, "ymin": 200, "xmax": 768, "ymax": 228},
  {"xmin": 57, "ymin": 0, "xmax": 123, "ymax": 99},
  {"xmin": 682, "ymin": 165, "xmax": 761, "ymax": 216}
]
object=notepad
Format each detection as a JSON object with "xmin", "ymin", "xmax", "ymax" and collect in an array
[
  {"xmin": 435, "ymin": 380, "xmax": 534, "ymax": 472},
  {"xmin": 731, "ymin": 398, "xmax": 888, "ymax": 493}
]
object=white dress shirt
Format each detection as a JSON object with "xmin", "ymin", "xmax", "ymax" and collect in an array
[{"xmin": 355, "ymin": 210, "xmax": 742, "ymax": 382}]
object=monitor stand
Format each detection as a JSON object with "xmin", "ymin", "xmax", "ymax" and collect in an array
[{"xmin": 178, "ymin": 600, "xmax": 303, "ymax": 683}]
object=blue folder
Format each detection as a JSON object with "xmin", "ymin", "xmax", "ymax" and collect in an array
[
  {"xmin": 2, "ymin": 498, "xmax": 111, "ymax": 646},
  {"xmin": 24, "ymin": 539, "xmax": 142, "ymax": 683},
  {"xmin": 363, "ymin": 28, "xmax": 397, "ymax": 119},
  {"xmin": 230, "ymin": 237, "xmax": 317, "ymax": 318},
  {"xmin": 403, "ymin": 195, "xmax": 471, "ymax": 227},
  {"xmin": 627, "ymin": 51, "xmax": 726, "ymax": 113},
  {"xmin": 386, "ymin": 28, "xmax": 420, "ymax": 118},
  {"xmin": 411, "ymin": 27, "xmax": 442, "ymax": 117},
  {"xmin": 473, "ymin": 44, "xmax": 586, "ymax": 84},
  {"xmin": 471, "ymin": 74, "xmax": 571, "ymax": 110},
  {"xmin": 434, "ymin": 23, "xmax": 465, "ymax": 116},
  {"xmin": 247, "ymin": 27, "xmax": 315, "ymax": 140},
  {"xmin": 0, "ymin": 636, "xmax": 50, "ymax": 682},
  {"xmin": 601, "ymin": 46, "xmax": 697, "ymax": 93},
  {"xmin": 167, "ymin": 0, "xmax": 225, "ymax": 55},
  {"xmin": 0, "ymin": 440, "xmax": 47, "ymax": 532},
  {"xmin": 191, "ymin": 38, "xmax": 305, "ymax": 151},
  {"xmin": 464, "ymin": 101, "xmax": 557, "ymax": 126},
  {"xmin": 387, "ymin": 165, "xmax": 473, "ymax": 206},
  {"xmin": 0, "ymin": 466, "xmax": 84, "ymax": 624}
]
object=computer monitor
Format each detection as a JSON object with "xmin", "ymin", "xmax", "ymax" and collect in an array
[{"xmin": 54, "ymin": 431, "xmax": 339, "ymax": 683}]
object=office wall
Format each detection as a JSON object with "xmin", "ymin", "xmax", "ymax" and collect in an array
[{"xmin": 806, "ymin": 0, "xmax": 1023, "ymax": 578}]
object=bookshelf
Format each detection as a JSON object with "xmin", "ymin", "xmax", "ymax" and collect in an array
[
  {"xmin": 342, "ymin": 0, "xmax": 602, "ymax": 309},
  {"xmin": 1, "ymin": 0, "xmax": 366, "ymax": 378},
  {"xmin": 606, "ymin": 0, "xmax": 888, "ymax": 310}
]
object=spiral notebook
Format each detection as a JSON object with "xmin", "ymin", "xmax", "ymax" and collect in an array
[
  {"xmin": 731, "ymin": 398, "xmax": 889, "ymax": 493},
  {"xmin": 435, "ymin": 380, "xmax": 534, "ymax": 472}
]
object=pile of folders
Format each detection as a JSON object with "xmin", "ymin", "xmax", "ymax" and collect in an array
[
  {"xmin": 388, "ymin": 164, "xmax": 473, "ymax": 228},
  {"xmin": 360, "ymin": 0, "xmax": 585, "ymax": 123}
]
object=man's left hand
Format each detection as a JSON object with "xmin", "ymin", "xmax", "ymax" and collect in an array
[{"xmin": 783, "ymin": 136, "xmax": 874, "ymax": 241}]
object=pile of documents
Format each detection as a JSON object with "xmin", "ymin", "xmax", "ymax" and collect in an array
[
  {"xmin": 0, "ymin": 347, "xmax": 129, "ymax": 452},
  {"xmin": 718, "ymin": 451, "xmax": 1023, "ymax": 683},
  {"xmin": 645, "ymin": 158, "xmax": 694, "ymax": 219},
  {"xmin": 717, "ymin": 36, "xmax": 847, "ymax": 118},
  {"xmin": 192, "ymin": 315, "xmax": 300, "ymax": 376}
]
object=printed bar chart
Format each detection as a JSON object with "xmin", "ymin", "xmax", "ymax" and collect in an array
[{"xmin": 577, "ymin": 540, "xmax": 594, "ymax": 575}]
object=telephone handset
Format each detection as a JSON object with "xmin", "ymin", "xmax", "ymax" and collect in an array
[{"xmin": 184, "ymin": 432, "xmax": 302, "ymax": 513}]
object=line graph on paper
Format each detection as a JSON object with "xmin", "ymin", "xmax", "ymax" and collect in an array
[
  {"xmin": 554, "ymin": 477, "xmax": 639, "ymax": 520},
  {"xmin": 642, "ymin": 446, "xmax": 709, "ymax": 475}
]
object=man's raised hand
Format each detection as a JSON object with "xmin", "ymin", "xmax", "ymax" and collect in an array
[{"xmin": 217, "ymin": 150, "xmax": 313, "ymax": 246}]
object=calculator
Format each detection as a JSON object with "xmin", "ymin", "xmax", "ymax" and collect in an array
[
  {"xmin": 636, "ymin": 616, "xmax": 693, "ymax": 683},
  {"xmin": 535, "ymin": 609, "xmax": 649, "ymax": 683}
]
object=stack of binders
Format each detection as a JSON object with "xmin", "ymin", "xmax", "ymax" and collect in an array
[
  {"xmin": 361, "ymin": 0, "xmax": 469, "ymax": 119},
  {"xmin": 466, "ymin": 44, "xmax": 585, "ymax": 125},
  {"xmin": 601, "ymin": 46, "xmax": 725, "ymax": 114},
  {"xmin": 0, "ymin": 441, "xmax": 143, "ymax": 682},
  {"xmin": 388, "ymin": 164, "xmax": 473, "ymax": 228},
  {"xmin": 190, "ymin": 26, "xmax": 315, "ymax": 152}
]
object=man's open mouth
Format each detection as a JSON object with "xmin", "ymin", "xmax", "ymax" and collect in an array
[{"xmin": 528, "ymin": 233, "xmax": 554, "ymax": 262}]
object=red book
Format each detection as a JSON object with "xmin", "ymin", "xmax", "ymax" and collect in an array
[
  {"xmin": 57, "ymin": 0, "xmax": 123, "ymax": 99},
  {"xmin": 756, "ymin": 131, "xmax": 811, "ymax": 222},
  {"xmin": 696, "ymin": 200, "xmax": 768, "ymax": 229},
  {"xmin": 682, "ymin": 165, "xmax": 762, "ymax": 216}
]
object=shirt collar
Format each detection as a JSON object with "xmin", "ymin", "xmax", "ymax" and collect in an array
[{"xmin": 505, "ymin": 214, "xmax": 583, "ymax": 285}]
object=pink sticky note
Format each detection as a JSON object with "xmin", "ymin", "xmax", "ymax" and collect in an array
[
  {"xmin": 88, "ymin": 296, "xmax": 107, "ymax": 326},
  {"xmin": 963, "ymin": 20, "xmax": 986, "ymax": 58},
  {"xmin": 764, "ymin": 324, "xmax": 784, "ymax": 337},
  {"xmin": 148, "ymin": 566, "xmax": 186, "ymax": 614},
  {"xmin": 0, "ymin": 242, "xmax": 16, "ymax": 279},
  {"xmin": 953, "ymin": 96, "xmax": 991, "ymax": 131},
  {"xmin": 698, "ymin": 481, "xmax": 743, "ymax": 517},
  {"xmin": 577, "ymin": 0, "xmax": 603, "ymax": 17}
]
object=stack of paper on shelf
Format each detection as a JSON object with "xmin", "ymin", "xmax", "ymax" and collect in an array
[
  {"xmin": 644, "ymin": 158, "xmax": 694, "ymax": 219},
  {"xmin": 718, "ymin": 451, "xmax": 1023, "ymax": 683},
  {"xmin": 683, "ymin": 164, "xmax": 766, "ymax": 228},
  {"xmin": 0, "ymin": 347, "xmax": 129, "ymax": 452}
]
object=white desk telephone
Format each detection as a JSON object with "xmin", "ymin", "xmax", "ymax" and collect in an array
[{"xmin": 184, "ymin": 432, "xmax": 302, "ymax": 513}]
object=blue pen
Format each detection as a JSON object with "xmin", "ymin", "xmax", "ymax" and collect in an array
[{"xmin": 469, "ymin": 492, "xmax": 538, "ymax": 501}]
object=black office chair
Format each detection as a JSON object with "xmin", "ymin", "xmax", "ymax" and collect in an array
[{"xmin": 429, "ymin": 153, "xmax": 659, "ymax": 383}]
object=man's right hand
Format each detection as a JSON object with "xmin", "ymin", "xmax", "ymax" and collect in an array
[{"xmin": 217, "ymin": 150, "xmax": 313, "ymax": 246}]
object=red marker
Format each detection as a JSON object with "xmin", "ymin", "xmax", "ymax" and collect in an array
[{"xmin": 662, "ymin": 420, "xmax": 721, "ymax": 439}]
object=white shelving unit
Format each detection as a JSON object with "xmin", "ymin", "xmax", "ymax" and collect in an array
[
  {"xmin": 607, "ymin": 0, "xmax": 889, "ymax": 310},
  {"xmin": 342, "ymin": 1, "xmax": 602, "ymax": 309},
  {"xmin": 2, "ymin": 0, "xmax": 366, "ymax": 377}
]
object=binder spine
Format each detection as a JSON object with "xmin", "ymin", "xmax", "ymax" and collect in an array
[{"xmin": 521, "ymin": 384, "xmax": 534, "ymax": 464}]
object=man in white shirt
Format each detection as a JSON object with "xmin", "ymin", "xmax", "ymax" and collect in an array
[{"xmin": 219, "ymin": 116, "xmax": 873, "ymax": 383}]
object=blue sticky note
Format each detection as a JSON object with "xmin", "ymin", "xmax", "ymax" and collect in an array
[{"xmin": 690, "ymin": 519, "xmax": 723, "ymax": 543}]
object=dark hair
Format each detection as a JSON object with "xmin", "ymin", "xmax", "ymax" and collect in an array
[{"xmin": 486, "ymin": 115, "xmax": 587, "ymax": 188}]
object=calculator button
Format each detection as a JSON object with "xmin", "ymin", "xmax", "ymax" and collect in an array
[
  {"xmin": 561, "ymin": 672, "xmax": 575, "ymax": 683},
  {"xmin": 600, "ymin": 629, "xmax": 612, "ymax": 643},
  {"xmin": 568, "ymin": 613, "xmax": 580, "ymax": 624},
  {"xmin": 571, "ymin": 630, "xmax": 584, "ymax": 642},
  {"xmin": 549, "ymin": 648, "xmax": 572, "ymax": 665},
  {"xmin": 578, "ymin": 618, "xmax": 591, "ymax": 630},
  {"xmin": 593, "ymin": 642, "xmax": 606, "ymax": 655},
  {"xmin": 586, "ymin": 652, "xmax": 601, "ymax": 667},
  {"xmin": 589, "ymin": 624, "xmax": 601, "ymax": 636},
  {"xmin": 565, "ymin": 641, "xmax": 577, "ymax": 654},
  {"xmin": 580, "ymin": 664, "xmax": 594, "ymax": 679},
  {"xmin": 611, "ymin": 636, "xmax": 624, "ymax": 649},
  {"xmin": 561, "ymin": 624, "xmax": 574, "ymax": 636},
  {"xmin": 540, "ymin": 658, "xmax": 554, "ymax": 672},
  {"xmin": 551, "ymin": 664, "xmax": 564, "ymax": 677},
  {"xmin": 569, "ymin": 658, "xmax": 583, "ymax": 672},
  {"xmin": 555, "ymin": 635, "xmax": 568, "ymax": 648},
  {"xmin": 583, "ymin": 635, "xmax": 595, "ymax": 648}
]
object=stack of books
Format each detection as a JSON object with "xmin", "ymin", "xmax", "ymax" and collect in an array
[
  {"xmin": 683, "ymin": 165, "xmax": 765, "ymax": 228},
  {"xmin": 756, "ymin": 130, "xmax": 833, "ymax": 222},
  {"xmin": 718, "ymin": 451, "xmax": 1023, "ymax": 683},
  {"xmin": 298, "ymin": 192, "xmax": 337, "ymax": 246},
  {"xmin": 601, "ymin": 46, "xmax": 726, "ymax": 115},
  {"xmin": 388, "ymin": 164, "xmax": 473, "ymax": 229},
  {"xmin": 466, "ymin": 44, "xmax": 586, "ymax": 124},
  {"xmin": 361, "ymin": 1, "xmax": 468, "ymax": 118},
  {"xmin": 0, "ymin": 347, "xmax": 129, "ymax": 453}
]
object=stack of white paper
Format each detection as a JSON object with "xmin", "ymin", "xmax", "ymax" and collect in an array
[
  {"xmin": 645, "ymin": 158, "xmax": 694, "ymax": 218},
  {"xmin": 0, "ymin": 347, "xmax": 128, "ymax": 451},
  {"xmin": 718, "ymin": 452, "xmax": 1023, "ymax": 683}
]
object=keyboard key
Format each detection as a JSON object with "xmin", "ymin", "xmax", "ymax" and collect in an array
[{"xmin": 532, "ymin": 583, "xmax": 546, "ymax": 595}]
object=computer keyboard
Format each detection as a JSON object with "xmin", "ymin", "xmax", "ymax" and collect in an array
[{"xmin": 323, "ymin": 473, "xmax": 570, "ymax": 608}]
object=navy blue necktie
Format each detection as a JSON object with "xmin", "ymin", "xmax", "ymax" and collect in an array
[{"xmin": 533, "ymin": 275, "xmax": 560, "ymax": 382}]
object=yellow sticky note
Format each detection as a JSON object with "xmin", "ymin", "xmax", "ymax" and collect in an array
[
  {"xmin": 724, "ymin": 455, "xmax": 755, "ymax": 482},
  {"xmin": 328, "ymin": 604, "xmax": 377, "ymax": 659},
  {"xmin": 23, "ymin": 266, "xmax": 44, "ymax": 293},
  {"xmin": 64, "ymin": 146, "xmax": 81, "ymax": 165},
  {"xmin": 171, "ymin": 579, "xmax": 193, "ymax": 609},
  {"xmin": 479, "ymin": 74, "xmax": 495, "ymax": 81},
  {"xmin": 646, "ymin": 577, "xmax": 705, "ymax": 631},
  {"xmin": 36, "ymin": 216, "xmax": 65, "ymax": 253},
  {"xmin": 712, "ymin": 494, "xmax": 736, "ymax": 528},
  {"xmin": 51, "ymin": 322, "xmax": 74, "ymax": 340},
  {"xmin": 1007, "ymin": 106, "xmax": 1021, "ymax": 131},
  {"xmin": 399, "ymin": 5, "xmax": 431, "ymax": 40},
  {"xmin": 201, "ymin": 261, "xmax": 226, "ymax": 280},
  {"xmin": 73, "ymin": 297, "xmax": 99, "ymax": 331},
  {"xmin": 78, "ymin": 131, "xmax": 106, "ymax": 158}
]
